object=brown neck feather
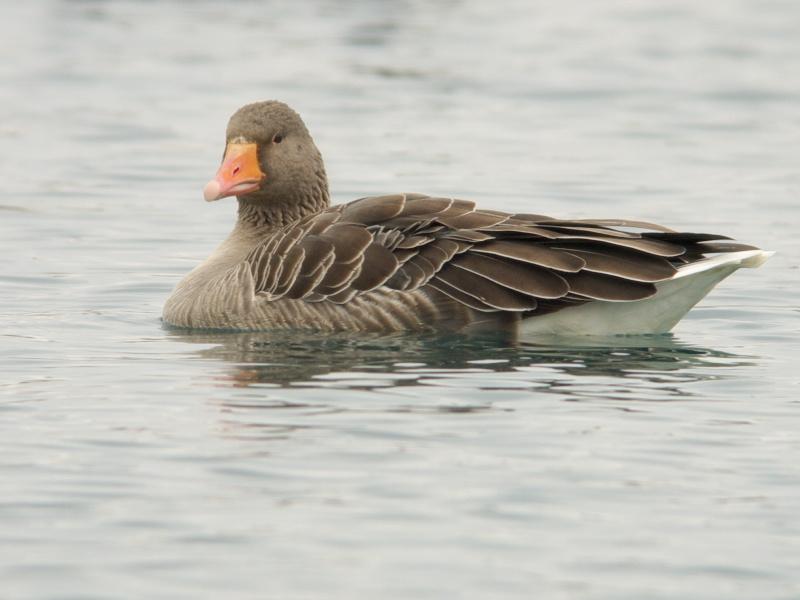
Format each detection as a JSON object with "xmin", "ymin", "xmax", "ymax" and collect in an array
[{"xmin": 236, "ymin": 166, "xmax": 330, "ymax": 230}]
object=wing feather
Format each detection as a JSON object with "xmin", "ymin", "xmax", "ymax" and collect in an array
[
  {"xmin": 351, "ymin": 243, "xmax": 399, "ymax": 291},
  {"xmin": 433, "ymin": 267, "xmax": 539, "ymax": 311},
  {"xmin": 472, "ymin": 240, "xmax": 585, "ymax": 272},
  {"xmin": 562, "ymin": 271, "xmax": 657, "ymax": 301},
  {"xmin": 450, "ymin": 254, "xmax": 569, "ymax": 299},
  {"xmin": 235, "ymin": 193, "xmax": 752, "ymax": 322}
]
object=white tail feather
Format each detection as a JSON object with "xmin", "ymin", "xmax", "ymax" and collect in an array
[{"xmin": 519, "ymin": 250, "xmax": 773, "ymax": 337}]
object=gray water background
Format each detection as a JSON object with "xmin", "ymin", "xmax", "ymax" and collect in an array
[{"xmin": 1, "ymin": 1, "xmax": 799, "ymax": 598}]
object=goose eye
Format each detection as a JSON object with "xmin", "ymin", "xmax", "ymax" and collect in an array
[{"xmin": 272, "ymin": 134, "xmax": 283, "ymax": 144}]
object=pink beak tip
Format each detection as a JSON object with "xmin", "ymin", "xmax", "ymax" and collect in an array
[{"xmin": 203, "ymin": 179, "xmax": 221, "ymax": 202}]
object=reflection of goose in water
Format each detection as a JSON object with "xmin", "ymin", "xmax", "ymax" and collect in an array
[{"xmin": 166, "ymin": 329, "xmax": 755, "ymax": 399}]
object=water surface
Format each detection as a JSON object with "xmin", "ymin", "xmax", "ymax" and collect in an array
[{"xmin": 1, "ymin": 1, "xmax": 799, "ymax": 598}]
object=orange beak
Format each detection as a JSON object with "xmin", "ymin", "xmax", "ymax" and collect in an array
[{"xmin": 203, "ymin": 142, "xmax": 265, "ymax": 202}]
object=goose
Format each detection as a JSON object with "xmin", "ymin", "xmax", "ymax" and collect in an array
[{"xmin": 163, "ymin": 101, "xmax": 771, "ymax": 335}]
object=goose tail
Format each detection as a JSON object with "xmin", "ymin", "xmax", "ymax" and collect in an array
[{"xmin": 519, "ymin": 250, "xmax": 774, "ymax": 337}]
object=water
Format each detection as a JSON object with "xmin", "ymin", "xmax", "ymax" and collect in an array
[{"xmin": 1, "ymin": 1, "xmax": 799, "ymax": 598}]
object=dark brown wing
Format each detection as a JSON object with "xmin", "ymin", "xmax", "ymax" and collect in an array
[{"xmin": 242, "ymin": 193, "xmax": 749, "ymax": 313}]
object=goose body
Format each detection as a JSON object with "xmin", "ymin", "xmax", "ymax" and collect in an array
[{"xmin": 163, "ymin": 101, "xmax": 770, "ymax": 336}]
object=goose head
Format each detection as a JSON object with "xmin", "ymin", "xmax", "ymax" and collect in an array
[{"xmin": 203, "ymin": 101, "xmax": 328, "ymax": 209}]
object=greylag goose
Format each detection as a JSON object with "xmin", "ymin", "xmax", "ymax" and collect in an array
[{"xmin": 163, "ymin": 101, "xmax": 771, "ymax": 335}]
